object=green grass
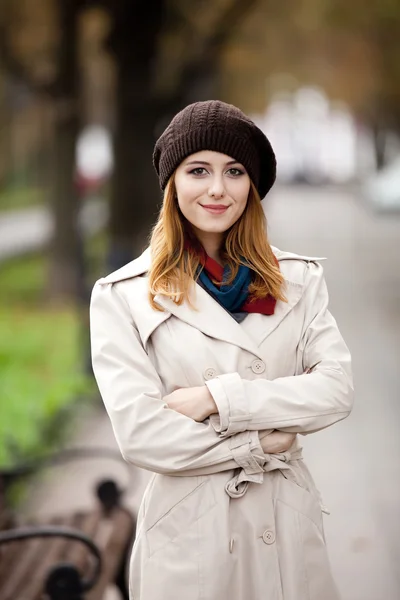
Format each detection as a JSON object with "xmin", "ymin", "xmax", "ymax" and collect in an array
[
  {"xmin": 86, "ymin": 230, "xmax": 108, "ymax": 283},
  {"xmin": 0, "ymin": 254, "xmax": 46, "ymax": 305},
  {"xmin": 0, "ymin": 185, "xmax": 45, "ymax": 211},
  {"xmin": 0, "ymin": 308, "xmax": 93, "ymax": 467},
  {"xmin": 0, "ymin": 254, "xmax": 96, "ymax": 469}
]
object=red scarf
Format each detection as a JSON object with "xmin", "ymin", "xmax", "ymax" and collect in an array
[{"xmin": 186, "ymin": 242, "xmax": 278, "ymax": 316}]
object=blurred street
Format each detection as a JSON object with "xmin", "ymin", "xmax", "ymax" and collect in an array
[
  {"xmin": 267, "ymin": 184, "xmax": 400, "ymax": 599},
  {"xmin": 0, "ymin": 198, "xmax": 107, "ymax": 261},
  {"xmin": 25, "ymin": 184, "xmax": 400, "ymax": 600}
]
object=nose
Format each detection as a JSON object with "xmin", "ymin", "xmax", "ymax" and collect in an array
[{"xmin": 208, "ymin": 176, "xmax": 225, "ymax": 199}]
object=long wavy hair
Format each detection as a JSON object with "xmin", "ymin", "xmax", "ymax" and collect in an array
[{"xmin": 148, "ymin": 174, "xmax": 286, "ymax": 310}]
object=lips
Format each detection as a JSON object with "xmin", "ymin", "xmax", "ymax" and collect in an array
[{"xmin": 201, "ymin": 204, "xmax": 229, "ymax": 214}]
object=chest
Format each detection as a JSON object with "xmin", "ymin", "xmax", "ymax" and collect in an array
[
  {"xmin": 146, "ymin": 307, "xmax": 305, "ymax": 392},
  {"xmin": 124, "ymin": 276, "xmax": 307, "ymax": 393}
]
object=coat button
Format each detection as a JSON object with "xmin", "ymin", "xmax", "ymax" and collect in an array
[
  {"xmin": 262, "ymin": 530, "xmax": 275, "ymax": 545},
  {"xmin": 251, "ymin": 359, "xmax": 266, "ymax": 374},
  {"xmin": 203, "ymin": 368, "xmax": 217, "ymax": 381}
]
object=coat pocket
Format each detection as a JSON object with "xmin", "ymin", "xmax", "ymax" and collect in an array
[
  {"xmin": 274, "ymin": 496, "xmax": 340, "ymax": 600},
  {"xmin": 275, "ymin": 468, "xmax": 323, "ymax": 533},
  {"xmin": 272, "ymin": 470, "xmax": 339, "ymax": 600},
  {"xmin": 145, "ymin": 478, "xmax": 216, "ymax": 557}
]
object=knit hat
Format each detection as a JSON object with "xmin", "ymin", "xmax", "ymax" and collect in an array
[{"xmin": 153, "ymin": 100, "xmax": 276, "ymax": 199}]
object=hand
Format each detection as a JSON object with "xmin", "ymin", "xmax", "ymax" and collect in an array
[
  {"xmin": 163, "ymin": 386, "xmax": 217, "ymax": 422},
  {"xmin": 259, "ymin": 430, "xmax": 296, "ymax": 454}
]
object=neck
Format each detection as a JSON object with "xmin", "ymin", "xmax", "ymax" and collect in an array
[{"xmin": 193, "ymin": 230, "xmax": 224, "ymax": 266}]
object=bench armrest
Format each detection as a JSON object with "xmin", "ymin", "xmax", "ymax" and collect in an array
[{"xmin": 0, "ymin": 525, "xmax": 102, "ymax": 595}]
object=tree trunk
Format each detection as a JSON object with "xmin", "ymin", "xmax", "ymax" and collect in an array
[
  {"xmin": 47, "ymin": 1, "xmax": 84, "ymax": 303},
  {"xmin": 107, "ymin": 90, "xmax": 161, "ymax": 271},
  {"xmin": 48, "ymin": 107, "xmax": 84, "ymax": 301},
  {"xmin": 104, "ymin": 0, "xmax": 249, "ymax": 271},
  {"xmin": 0, "ymin": 68, "xmax": 11, "ymax": 186},
  {"xmin": 371, "ymin": 122, "xmax": 387, "ymax": 171},
  {"xmin": 105, "ymin": 0, "xmax": 166, "ymax": 270}
]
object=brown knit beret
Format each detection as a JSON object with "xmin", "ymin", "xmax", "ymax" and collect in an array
[{"xmin": 153, "ymin": 100, "xmax": 276, "ymax": 199}]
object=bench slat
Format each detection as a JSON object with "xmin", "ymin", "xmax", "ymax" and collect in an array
[
  {"xmin": 0, "ymin": 520, "xmax": 42, "ymax": 591},
  {"xmin": 0, "ymin": 532, "xmax": 21, "ymax": 583},
  {"xmin": 61, "ymin": 509, "xmax": 102, "ymax": 573},
  {"xmin": 0, "ymin": 538, "xmax": 44, "ymax": 599},
  {"xmin": 87, "ymin": 507, "xmax": 134, "ymax": 600},
  {"xmin": 26, "ymin": 514, "xmax": 79, "ymax": 600},
  {"xmin": 0, "ymin": 516, "xmax": 75, "ymax": 600},
  {"xmin": 0, "ymin": 515, "xmax": 26, "ymax": 583}
]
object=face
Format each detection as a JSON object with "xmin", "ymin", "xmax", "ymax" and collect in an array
[{"xmin": 174, "ymin": 150, "xmax": 251, "ymax": 247}]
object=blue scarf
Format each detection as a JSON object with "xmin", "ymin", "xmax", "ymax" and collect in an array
[{"xmin": 198, "ymin": 263, "xmax": 253, "ymax": 313}]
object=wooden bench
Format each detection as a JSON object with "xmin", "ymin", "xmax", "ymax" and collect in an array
[{"xmin": 0, "ymin": 448, "xmax": 136, "ymax": 599}]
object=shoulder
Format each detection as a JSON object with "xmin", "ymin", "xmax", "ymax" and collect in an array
[
  {"xmin": 272, "ymin": 246, "xmax": 326, "ymax": 264},
  {"xmin": 90, "ymin": 246, "xmax": 156, "ymax": 327},
  {"xmin": 272, "ymin": 246, "xmax": 327, "ymax": 288},
  {"xmin": 95, "ymin": 247, "xmax": 152, "ymax": 286},
  {"xmin": 90, "ymin": 246, "xmax": 152, "ymax": 315}
]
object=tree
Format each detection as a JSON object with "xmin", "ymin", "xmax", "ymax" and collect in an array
[
  {"xmin": 325, "ymin": 0, "xmax": 400, "ymax": 167},
  {"xmin": 218, "ymin": 0, "xmax": 400, "ymax": 168},
  {"xmin": 103, "ymin": 0, "xmax": 166, "ymax": 269},
  {"xmin": 48, "ymin": 0, "xmax": 85, "ymax": 301},
  {"xmin": 103, "ymin": 0, "xmax": 259, "ymax": 269},
  {"xmin": 0, "ymin": 0, "xmax": 263, "ymax": 294},
  {"xmin": 0, "ymin": 0, "xmax": 86, "ymax": 301}
]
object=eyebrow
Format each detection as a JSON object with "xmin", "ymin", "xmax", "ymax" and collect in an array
[{"xmin": 184, "ymin": 160, "xmax": 242, "ymax": 166}]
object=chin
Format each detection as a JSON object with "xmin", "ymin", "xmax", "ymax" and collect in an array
[{"xmin": 198, "ymin": 222, "xmax": 230, "ymax": 233}]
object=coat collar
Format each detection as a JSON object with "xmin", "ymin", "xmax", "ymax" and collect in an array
[
  {"xmin": 99, "ymin": 246, "xmax": 326, "ymax": 354},
  {"xmin": 100, "ymin": 247, "xmax": 152, "ymax": 283}
]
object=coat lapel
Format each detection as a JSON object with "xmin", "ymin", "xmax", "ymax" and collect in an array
[
  {"xmin": 247, "ymin": 246, "xmax": 326, "ymax": 347},
  {"xmin": 154, "ymin": 285, "xmax": 261, "ymax": 357},
  {"xmin": 247, "ymin": 281, "xmax": 304, "ymax": 347},
  {"xmin": 99, "ymin": 248, "xmax": 259, "ymax": 355},
  {"xmin": 100, "ymin": 246, "xmax": 323, "ymax": 354}
]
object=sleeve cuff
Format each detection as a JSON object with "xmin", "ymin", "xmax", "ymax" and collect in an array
[
  {"xmin": 228, "ymin": 430, "xmax": 265, "ymax": 475},
  {"xmin": 206, "ymin": 373, "xmax": 252, "ymax": 437},
  {"xmin": 224, "ymin": 430, "xmax": 266, "ymax": 498}
]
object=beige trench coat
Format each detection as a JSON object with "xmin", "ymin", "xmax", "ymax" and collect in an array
[{"xmin": 90, "ymin": 246, "xmax": 353, "ymax": 600}]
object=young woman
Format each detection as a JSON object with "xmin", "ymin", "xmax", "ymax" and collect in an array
[{"xmin": 90, "ymin": 100, "xmax": 353, "ymax": 600}]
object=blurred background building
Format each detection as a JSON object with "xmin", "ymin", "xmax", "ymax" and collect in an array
[{"xmin": 0, "ymin": 1, "xmax": 399, "ymax": 598}]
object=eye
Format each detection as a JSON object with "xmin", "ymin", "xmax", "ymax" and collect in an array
[
  {"xmin": 227, "ymin": 168, "xmax": 244, "ymax": 176},
  {"xmin": 189, "ymin": 167, "xmax": 208, "ymax": 176}
]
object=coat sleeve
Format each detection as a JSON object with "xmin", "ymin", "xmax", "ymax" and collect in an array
[
  {"xmin": 90, "ymin": 280, "xmax": 267, "ymax": 477},
  {"xmin": 206, "ymin": 261, "xmax": 354, "ymax": 437}
]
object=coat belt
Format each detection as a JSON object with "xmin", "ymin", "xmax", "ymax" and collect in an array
[{"xmin": 225, "ymin": 448, "xmax": 303, "ymax": 498}]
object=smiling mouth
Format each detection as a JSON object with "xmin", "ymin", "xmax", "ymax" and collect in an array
[{"xmin": 200, "ymin": 205, "xmax": 229, "ymax": 214}]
